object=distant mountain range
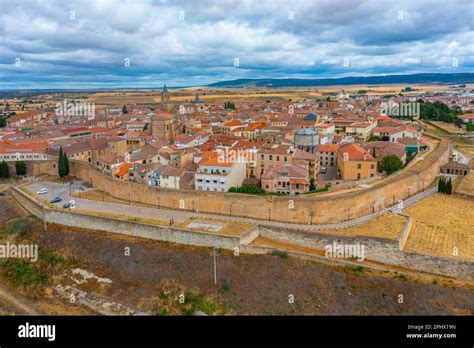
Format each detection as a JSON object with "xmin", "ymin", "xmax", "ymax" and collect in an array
[{"xmin": 206, "ymin": 73, "xmax": 474, "ymax": 88}]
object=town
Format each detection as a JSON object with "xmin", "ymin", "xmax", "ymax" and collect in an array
[
  {"xmin": 0, "ymin": 1, "xmax": 473, "ymax": 341},
  {"xmin": 1, "ymin": 85, "xmax": 472, "ymax": 196}
]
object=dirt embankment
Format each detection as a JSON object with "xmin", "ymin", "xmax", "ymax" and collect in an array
[{"xmin": 1, "ymin": 194, "xmax": 473, "ymax": 315}]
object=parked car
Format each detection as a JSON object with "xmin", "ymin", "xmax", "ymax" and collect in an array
[
  {"xmin": 0, "ymin": 192, "xmax": 5, "ymax": 197},
  {"xmin": 320, "ymin": 167, "xmax": 327, "ymax": 174},
  {"xmin": 37, "ymin": 188, "xmax": 48, "ymax": 194},
  {"xmin": 62, "ymin": 202, "xmax": 72, "ymax": 209},
  {"xmin": 50, "ymin": 197, "xmax": 62, "ymax": 203}
]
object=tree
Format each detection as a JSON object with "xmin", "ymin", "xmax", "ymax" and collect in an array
[
  {"xmin": 0, "ymin": 160, "xmax": 9, "ymax": 179},
  {"xmin": 309, "ymin": 178, "xmax": 316, "ymax": 191},
  {"xmin": 15, "ymin": 161, "xmax": 26, "ymax": 176},
  {"xmin": 438, "ymin": 177, "xmax": 445, "ymax": 193},
  {"xmin": 122, "ymin": 105, "xmax": 128, "ymax": 114},
  {"xmin": 367, "ymin": 135, "xmax": 381, "ymax": 142},
  {"xmin": 447, "ymin": 178, "xmax": 452, "ymax": 195},
  {"xmin": 64, "ymin": 153, "xmax": 70, "ymax": 176},
  {"xmin": 224, "ymin": 101, "xmax": 235, "ymax": 110},
  {"xmin": 378, "ymin": 155, "xmax": 403, "ymax": 175},
  {"xmin": 58, "ymin": 147, "xmax": 67, "ymax": 178}
]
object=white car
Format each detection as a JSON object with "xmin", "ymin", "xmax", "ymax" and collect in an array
[
  {"xmin": 37, "ymin": 188, "xmax": 48, "ymax": 194},
  {"xmin": 320, "ymin": 167, "xmax": 327, "ymax": 174}
]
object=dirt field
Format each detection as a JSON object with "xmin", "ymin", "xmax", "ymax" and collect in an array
[
  {"xmin": 1, "ymin": 195, "xmax": 473, "ymax": 315},
  {"xmin": 455, "ymin": 174, "xmax": 474, "ymax": 198},
  {"xmin": 404, "ymin": 194, "xmax": 474, "ymax": 261}
]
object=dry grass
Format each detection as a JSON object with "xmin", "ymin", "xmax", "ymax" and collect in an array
[
  {"xmin": 455, "ymin": 174, "xmax": 474, "ymax": 197},
  {"xmin": 251, "ymin": 236, "xmax": 325, "ymax": 256},
  {"xmin": 76, "ymin": 209, "xmax": 169, "ymax": 226},
  {"xmin": 318, "ymin": 212, "xmax": 406, "ymax": 240},
  {"xmin": 431, "ymin": 121, "xmax": 466, "ymax": 134},
  {"xmin": 404, "ymin": 194, "xmax": 474, "ymax": 261},
  {"xmin": 72, "ymin": 190, "xmax": 129, "ymax": 205},
  {"xmin": 456, "ymin": 146, "xmax": 474, "ymax": 158},
  {"xmin": 178, "ymin": 218, "xmax": 253, "ymax": 237}
]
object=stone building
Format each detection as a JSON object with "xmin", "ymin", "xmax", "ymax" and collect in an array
[{"xmin": 151, "ymin": 112, "xmax": 177, "ymax": 142}]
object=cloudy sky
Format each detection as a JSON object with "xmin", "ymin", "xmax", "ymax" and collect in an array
[{"xmin": 0, "ymin": 0, "xmax": 473, "ymax": 89}]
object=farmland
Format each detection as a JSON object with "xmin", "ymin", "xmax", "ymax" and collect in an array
[{"xmin": 404, "ymin": 194, "xmax": 474, "ymax": 261}]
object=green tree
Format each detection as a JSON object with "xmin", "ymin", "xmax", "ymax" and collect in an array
[
  {"xmin": 0, "ymin": 160, "xmax": 9, "ymax": 179},
  {"xmin": 224, "ymin": 101, "xmax": 235, "ymax": 110},
  {"xmin": 446, "ymin": 178, "xmax": 452, "ymax": 195},
  {"xmin": 309, "ymin": 178, "xmax": 316, "ymax": 191},
  {"xmin": 58, "ymin": 147, "xmax": 67, "ymax": 178},
  {"xmin": 15, "ymin": 161, "xmax": 27, "ymax": 176},
  {"xmin": 438, "ymin": 177, "xmax": 445, "ymax": 193},
  {"xmin": 378, "ymin": 155, "xmax": 403, "ymax": 175},
  {"xmin": 64, "ymin": 153, "xmax": 70, "ymax": 176}
]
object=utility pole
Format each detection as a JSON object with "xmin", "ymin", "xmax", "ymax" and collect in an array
[
  {"xmin": 310, "ymin": 210, "xmax": 313, "ymax": 225},
  {"xmin": 41, "ymin": 203, "xmax": 47, "ymax": 232},
  {"xmin": 229, "ymin": 203, "xmax": 232, "ymax": 217},
  {"xmin": 268, "ymin": 208, "xmax": 271, "ymax": 221},
  {"xmin": 212, "ymin": 248, "xmax": 218, "ymax": 286}
]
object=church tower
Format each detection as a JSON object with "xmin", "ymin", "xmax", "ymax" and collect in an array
[{"xmin": 161, "ymin": 84, "xmax": 170, "ymax": 103}]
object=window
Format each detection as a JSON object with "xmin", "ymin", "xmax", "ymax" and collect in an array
[
  {"xmin": 269, "ymin": 155, "xmax": 273, "ymax": 160},
  {"xmin": 370, "ymin": 164, "xmax": 374, "ymax": 169},
  {"xmin": 277, "ymin": 156, "xmax": 280, "ymax": 161},
  {"xmin": 357, "ymin": 173, "xmax": 361, "ymax": 179},
  {"xmin": 357, "ymin": 164, "xmax": 362, "ymax": 169}
]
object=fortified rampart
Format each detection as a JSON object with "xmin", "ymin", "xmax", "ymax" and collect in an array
[{"xmin": 32, "ymin": 139, "xmax": 450, "ymax": 224}]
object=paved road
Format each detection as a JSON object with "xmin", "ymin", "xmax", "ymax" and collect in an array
[{"xmin": 24, "ymin": 179, "xmax": 440, "ymax": 231}]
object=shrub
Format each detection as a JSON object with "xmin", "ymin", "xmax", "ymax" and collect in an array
[
  {"xmin": 15, "ymin": 161, "xmax": 27, "ymax": 176},
  {"xmin": 270, "ymin": 250, "xmax": 288, "ymax": 259},
  {"xmin": 5, "ymin": 217, "xmax": 37, "ymax": 236},
  {"xmin": 378, "ymin": 155, "xmax": 403, "ymax": 175},
  {"xmin": 221, "ymin": 281, "xmax": 231, "ymax": 292}
]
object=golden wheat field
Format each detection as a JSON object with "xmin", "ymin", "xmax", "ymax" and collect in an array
[
  {"xmin": 319, "ymin": 212, "xmax": 406, "ymax": 240},
  {"xmin": 456, "ymin": 174, "xmax": 474, "ymax": 197},
  {"xmin": 404, "ymin": 194, "xmax": 474, "ymax": 261}
]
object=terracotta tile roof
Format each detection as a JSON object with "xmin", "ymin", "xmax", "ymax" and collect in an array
[
  {"xmin": 315, "ymin": 144, "xmax": 339, "ymax": 152},
  {"xmin": 117, "ymin": 163, "xmax": 133, "ymax": 177},
  {"xmin": 338, "ymin": 143, "xmax": 376, "ymax": 161}
]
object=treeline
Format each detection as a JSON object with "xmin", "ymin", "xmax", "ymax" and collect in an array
[
  {"xmin": 418, "ymin": 100, "xmax": 462, "ymax": 125},
  {"xmin": 0, "ymin": 160, "xmax": 27, "ymax": 178}
]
